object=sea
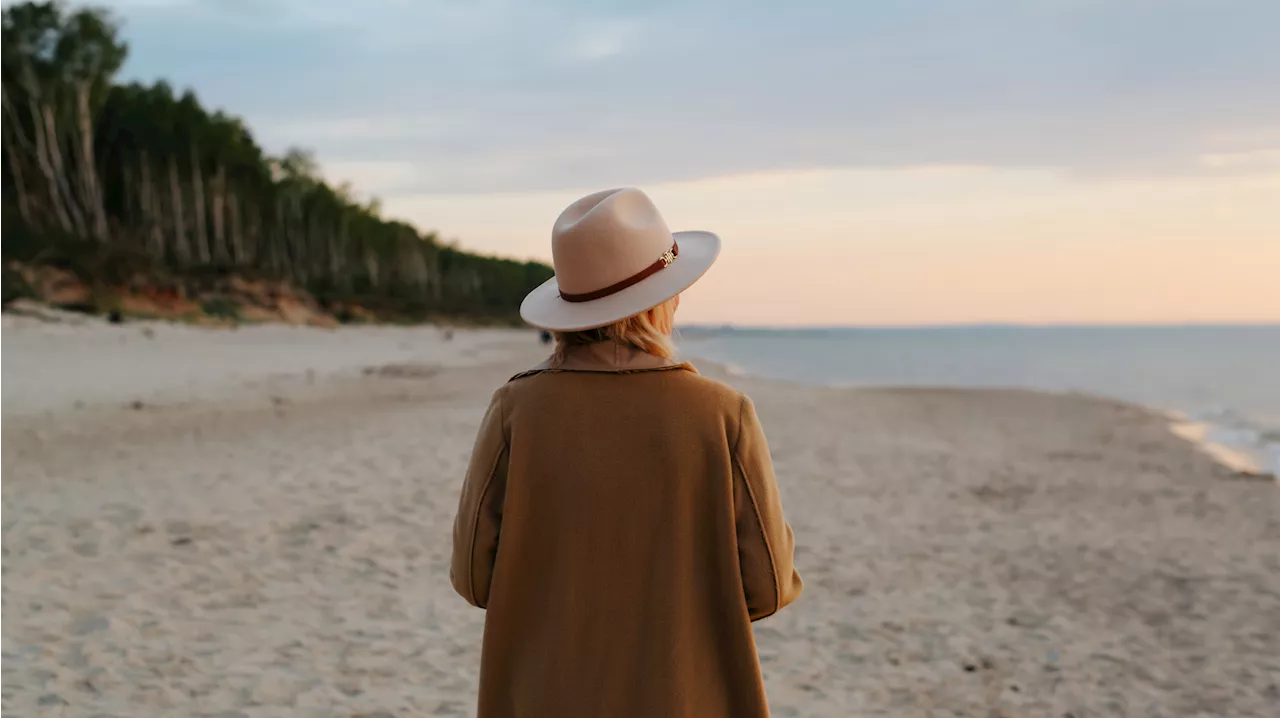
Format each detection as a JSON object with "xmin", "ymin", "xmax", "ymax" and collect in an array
[{"xmin": 679, "ymin": 325, "xmax": 1280, "ymax": 477}]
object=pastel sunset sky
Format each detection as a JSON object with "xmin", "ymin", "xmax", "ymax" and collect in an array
[{"xmin": 81, "ymin": 1, "xmax": 1280, "ymax": 324}]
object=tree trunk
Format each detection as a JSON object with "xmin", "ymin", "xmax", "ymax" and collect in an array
[
  {"xmin": 364, "ymin": 246, "xmax": 380, "ymax": 289},
  {"xmin": 332, "ymin": 212, "xmax": 349, "ymax": 290},
  {"xmin": 138, "ymin": 157, "xmax": 151, "ymax": 242},
  {"xmin": 139, "ymin": 152, "xmax": 165, "ymax": 260},
  {"xmin": 10, "ymin": 70, "xmax": 76, "ymax": 233},
  {"xmin": 42, "ymin": 103, "xmax": 89, "ymax": 237},
  {"xmin": 210, "ymin": 164, "xmax": 229, "ymax": 265},
  {"xmin": 75, "ymin": 82, "xmax": 110, "ymax": 242},
  {"xmin": 283, "ymin": 195, "xmax": 303, "ymax": 282},
  {"xmin": 18, "ymin": 95, "xmax": 73, "ymax": 233},
  {"xmin": 244, "ymin": 200, "xmax": 261, "ymax": 267},
  {"xmin": 168, "ymin": 156, "xmax": 191, "ymax": 266},
  {"xmin": 273, "ymin": 195, "xmax": 292, "ymax": 278},
  {"xmin": 189, "ymin": 145, "xmax": 210, "ymax": 264},
  {"xmin": 431, "ymin": 252, "xmax": 442, "ymax": 302},
  {"xmin": 121, "ymin": 156, "xmax": 135, "ymax": 230},
  {"xmin": 2, "ymin": 129, "xmax": 34, "ymax": 224},
  {"xmin": 227, "ymin": 190, "xmax": 243, "ymax": 266},
  {"xmin": 413, "ymin": 245, "xmax": 428, "ymax": 289},
  {"xmin": 287, "ymin": 198, "xmax": 302, "ymax": 283},
  {"xmin": 302, "ymin": 210, "xmax": 320, "ymax": 284}
]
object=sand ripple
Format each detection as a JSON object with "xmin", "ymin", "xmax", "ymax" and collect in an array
[{"xmin": 3, "ymin": 326, "xmax": 1277, "ymax": 716}]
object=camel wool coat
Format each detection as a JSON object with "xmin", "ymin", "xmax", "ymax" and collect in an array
[{"xmin": 450, "ymin": 343, "xmax": 802, "ymax": 718}]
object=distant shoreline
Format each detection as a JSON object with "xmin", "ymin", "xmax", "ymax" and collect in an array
[
  {"xmin": 682, "ymin": 325, "xmax": 1280, "ymax": 480},
  {"xmin": 681, "ymin": 322, "xmax": 1280, "ymax": 332},
  {"xmin": 5, "ymin": 314, "xmax": 1271, "ymax": 482},
  {"xmin": 1165, "ymin": 414, "xmax": 1270, "ymax": 478},
  {"xmin": 693, "ymin": 356, "xmax": 1274, "ymax": 481}
]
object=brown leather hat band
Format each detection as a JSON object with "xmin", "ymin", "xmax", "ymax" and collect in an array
[{"xmin": 559, "ymin": 242, "xmax": 680, "ymax": 303}]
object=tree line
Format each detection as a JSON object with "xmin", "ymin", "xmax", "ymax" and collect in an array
[{"xmin": 1, "ymin": 1, "xmax": 552, "ymax": 320}]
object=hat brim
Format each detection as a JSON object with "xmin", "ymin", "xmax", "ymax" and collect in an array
[{"xmin": 520, "ymin": 230, "xmax": 721, "ymax": 332}]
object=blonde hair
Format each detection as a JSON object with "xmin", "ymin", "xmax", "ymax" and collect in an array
[{"xmin": 551, "ymin": 297, "xmax": 679, "ymax": 367}]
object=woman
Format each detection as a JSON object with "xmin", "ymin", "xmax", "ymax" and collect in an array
[{"xmin": 451, "ymin": 188, "xmax": 802, "ymax": 717}]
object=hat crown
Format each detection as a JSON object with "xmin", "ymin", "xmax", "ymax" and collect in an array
[{"xmin": 551, "ymin": 188, "xmax": 674, "ymax": 295}]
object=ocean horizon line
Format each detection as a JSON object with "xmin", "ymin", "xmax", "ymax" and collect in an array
[{"xmin": 678, "ymin": 321, "xmax": 1280, "ymax": 332}]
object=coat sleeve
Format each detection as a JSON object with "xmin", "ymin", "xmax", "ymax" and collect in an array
[
  {"xmin": 450, "ymin": 389, "xmax": 510, "ymax": 608},
  {"xmin": 732, "ymin": 394, "xmax": 803, "ymax": 620}
]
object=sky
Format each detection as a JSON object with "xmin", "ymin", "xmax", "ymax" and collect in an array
[{"xmin": 58, "ymin": 1, "xmax": 1280, "ymax": 323}]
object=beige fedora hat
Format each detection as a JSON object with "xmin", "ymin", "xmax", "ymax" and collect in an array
[{"xmin": 520, "ymin": 188, "xmax": 720, "ymax": 332}]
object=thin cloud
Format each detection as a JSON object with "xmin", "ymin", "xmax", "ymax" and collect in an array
[
  {"xmin": 563, "ymin": 18, "xmax": 644, "ymax": 61},
  {"xmin": 102, "ymin": 0, "xmax": 1280, "ymax": 194}
]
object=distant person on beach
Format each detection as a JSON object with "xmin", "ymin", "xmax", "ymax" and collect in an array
[
  {"xmin": 538, "ymin": 329, "xmax": 552, "ymax": 345},
  {"xmin": 451, "ymin": 188, "xmax": 802, "ymax": 717}
]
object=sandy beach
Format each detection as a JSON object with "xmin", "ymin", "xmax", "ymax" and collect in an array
[{"xmin": 3, "ymin": 318, "xmax": 1278, "ymax": 717}]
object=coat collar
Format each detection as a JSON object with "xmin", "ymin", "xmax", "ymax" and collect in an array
[{"xmin": 511, "ymin": 342, "xmax": 696, "ymax": 381}]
